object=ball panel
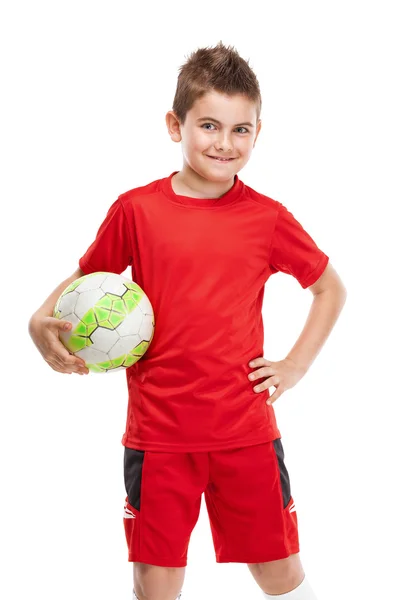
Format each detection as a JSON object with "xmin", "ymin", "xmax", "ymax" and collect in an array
[
  {"xmin": 122, "ymin": 289, "xmax": 141, "ymax": 314},
  {"xmin": 90, "ymin": 327, "xmax": 120, "ymax": 353},
  {"xmin": 138, "ymin": 294, "xmax": 154, "ymax": 316},
  {"xmin": 130, "ymin": 340, "xmax": 150, "ymax": 357},
  {"xmin": 139, "ymin": 314, "xmax": 154, "ymax": 341},
  {"xmin": 75, "ymin": 272, "xmax": 109, "ymax": 292},
  {"xmin": 75, "ymin": 289, "xmax": 105, "ymax": 319},
  {"xmin": 117, "ymin": 307, "xmax": 144, "ymax": 337},
  {"xmin": 109, "ymin": 335, "xmax": 142, "ymax": 360},
  {"xmin": 56, "ymin": 290, "xmax": 79, "ymax": 318},
  {"xmin": 75, "ymin": 346, "xmax": 110, "ymax": 364},
  {"xmin": 101, "ymin": 273, "xmax": 132, "ymax": 296}
]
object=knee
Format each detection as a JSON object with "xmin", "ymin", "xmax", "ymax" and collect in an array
[
  {"xmin": 134, "ymin": 562, "xmax": 184, "ymax": 600},
  {"xmin": 251, "ymin": 558, "xmax": 296, "ymax": 579},
  {"xmin": 247, "ymin": 554, "xmax": 305, "ymax": 595}
]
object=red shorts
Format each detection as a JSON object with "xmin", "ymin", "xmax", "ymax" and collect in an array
[{"xmin": 123, "ymin": 439, "xmax": 299, "ymax": 567}]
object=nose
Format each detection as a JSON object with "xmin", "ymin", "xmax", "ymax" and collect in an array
[{"xmin": 214, "ymin": 132, "xmax": 233, "ymax": 153}]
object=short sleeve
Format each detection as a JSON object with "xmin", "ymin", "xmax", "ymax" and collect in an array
[
  {"xmin": 269, "ymin": 204, "xmax": 329, "ymax": 289},
  {"xmin": 78, "ymin": 198, "xmax": 133, "ymax": 275}
]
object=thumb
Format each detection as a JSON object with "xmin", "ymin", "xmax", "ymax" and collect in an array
[{"xmin": 58, "ymin": 320, "xmax": 72, "ymax": 331}]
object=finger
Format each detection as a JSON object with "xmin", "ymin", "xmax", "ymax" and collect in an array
[
  {"xmin": 53, "ymin": 356, "xmax": 87, "ymax": 375},
  {"xmin": 56, "ymin": 358, "xmax": 77, "ymax": 374},
  {"xmin": 62, "ymin": 359, "xmax": 88, "ymax": 374},
  {"xmin": 46, "ymin": 317, "xmax": 73, "ymax": 332},
  {"xmin": 53, "ymin": 322, "xmax": 87, "ymax": 369},
  {"xmin": 57, "ymin": 354, "xmax": 84, "ymax": 372},
  {"xmin": 267, "ymin": 392, "xmax": 280, "ymax": 405},
  {"xmin": 248, "ymin": 357, "xmax": 263, "ymax": 367},
  {"xmin": 53, "ymin": 367, "xmax": 71, "ymax": 374},
  {"xmin": 253, "ymin": 375, "xmax": 280, "ymax": 393},
  {"xmin": 47, "ymin": 354, "xmax": 69, "ymax": 371},
  {"xmin": 249, "ymin": 357, "xmax": 272, "ymax": 368},
  {"xmin": 268, "ymin": 375, "xmax": 280, "ymax": 389},
  {"xmin": 50, "ymin": 347, "xmax": 86, "ymax": 373},
  {"xmin": 267, "ymin": 386, "xmax": 283, "ymax": 404},
  {"xmin": 63, "ymin": 354, "xmax": 87, "ymax": 370},
  {"xmin": 56, "ymin": 319, "xmax": 73, "ymax": 332},
  {"xmin": 54, "ymin": 344, "xmax": 87, "ymax": 371},
  {"xmin": 46, "ymin": 358, "xmax": 72, "ymax": 374},
  {"xmin": 248, "ymin": 366, "xmax": 274, "ymax": 381}
]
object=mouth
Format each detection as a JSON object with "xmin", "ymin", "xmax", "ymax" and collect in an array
[{"xmin": 206, "ymin": 155, "xmax": 236, "ymax": 162}]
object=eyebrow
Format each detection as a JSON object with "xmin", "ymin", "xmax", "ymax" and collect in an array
[{"xmin": 196, "ymin": 117, "xmax": 254, "ymax": 128}]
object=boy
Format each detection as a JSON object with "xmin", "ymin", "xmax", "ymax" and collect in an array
[{"xmin": 28, "ymin": 42, "xmax": 347, "ymax": 600}]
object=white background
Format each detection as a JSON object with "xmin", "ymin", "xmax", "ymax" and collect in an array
[{"xmin": 1, "ymin": 1, "xmax": 399, "ymax": 599}]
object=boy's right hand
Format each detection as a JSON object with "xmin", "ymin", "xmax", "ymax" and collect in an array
[{"xmin": 28, "ymin": 316, "xmax": 89, "ymax": 375}]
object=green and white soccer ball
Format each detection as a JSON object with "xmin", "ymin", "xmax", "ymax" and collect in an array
[{"xmin": 53, "ymin": 272, "xmax": 155, "ymax": 373}]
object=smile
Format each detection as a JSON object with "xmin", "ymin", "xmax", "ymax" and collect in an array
[{"xmin": 207, "ymin": 156, "xmax": 235, "ymax": 162}]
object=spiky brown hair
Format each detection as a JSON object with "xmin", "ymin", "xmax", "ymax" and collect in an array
[{"xmin": 172, "ymin": 41, "xmax": 262, "ymax": 125}]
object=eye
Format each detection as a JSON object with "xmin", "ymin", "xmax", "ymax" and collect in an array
[{"xmin": 201, "ymin": 123, "xmax": 249, "ymax": 134}]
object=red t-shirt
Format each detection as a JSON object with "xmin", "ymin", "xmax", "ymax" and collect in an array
[{"xmin": 78, "ymin": 171, "xmax": 329, "ymax": 452}]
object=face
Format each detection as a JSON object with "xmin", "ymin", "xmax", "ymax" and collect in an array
[{"xmin": 166, "ymin": 90, "xmax": 262, "ymax": 183}]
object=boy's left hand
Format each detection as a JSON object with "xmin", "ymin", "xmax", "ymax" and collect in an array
[{"xmin": 248, "ymin": 357, "xmax": 307, "ymax": 405}]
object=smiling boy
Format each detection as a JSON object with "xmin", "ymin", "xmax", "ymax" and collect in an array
[
  {"xmin": 168, "ymin": 91, "xmax": 260, "ymax": 198},
  {"xmin": 28, "ymin": 42, "xmax": 346, "ymax": 600}
]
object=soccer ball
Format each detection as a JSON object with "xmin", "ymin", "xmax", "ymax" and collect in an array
[{"xmin": 53, "ymin": 272, "xmax": 155, "ymax": 373}]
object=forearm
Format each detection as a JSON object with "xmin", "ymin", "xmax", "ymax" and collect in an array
[
  {"xmin": 28, "ymin": 268, "xmax": 83, "ymax": 329},
  {"xmin": 285, "ymin": 287, "xmax": 347, "ymax": 374}
]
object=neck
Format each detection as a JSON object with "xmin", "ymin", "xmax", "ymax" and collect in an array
[{"xmin": 172, "ymin": 165, "xmax": 235, "ymax": 199}]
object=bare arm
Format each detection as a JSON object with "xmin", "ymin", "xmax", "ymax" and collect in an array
[
  {"xmin": 285, "ymin": 262, "xmax": 347, "ymax": 374},
  {"xmin": 248, "ymin": 262, "xmax": 347, "ymax": 403},
  {"xmin": 28, "ymin": 267, "xmax": 89, "ymax": 375},
  {"xmin": 28, "ymin": 267, "xmax": 86, "ymax": 326}
]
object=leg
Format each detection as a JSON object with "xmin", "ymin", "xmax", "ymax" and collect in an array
[
  {"xmin": 124, "ymin": 449, "xmax": 207, "ymax": 598},
  {"xmin": 133, "ymin": 562, "xmax": 185, "ymax": 600},
  {"xmin": 247, "ymin": 552, "xmax": 305, "ymax": 595}
]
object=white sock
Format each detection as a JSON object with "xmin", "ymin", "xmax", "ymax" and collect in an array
[
  {"xmin": 133, "ymin": 588, "xmax": 182, "ymax": 599},
  {"xmin": 262, "ymin": 576, "xmax": 317, "ymax": 599}
]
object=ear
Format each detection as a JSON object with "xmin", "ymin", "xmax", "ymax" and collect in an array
[
  {"xmin": 253, "ymin": 119, "xmax": 262, "ymax": 147},
  {"xmin": 165, "ymin": 111, "xmax": 182, "ymax": 143}
]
